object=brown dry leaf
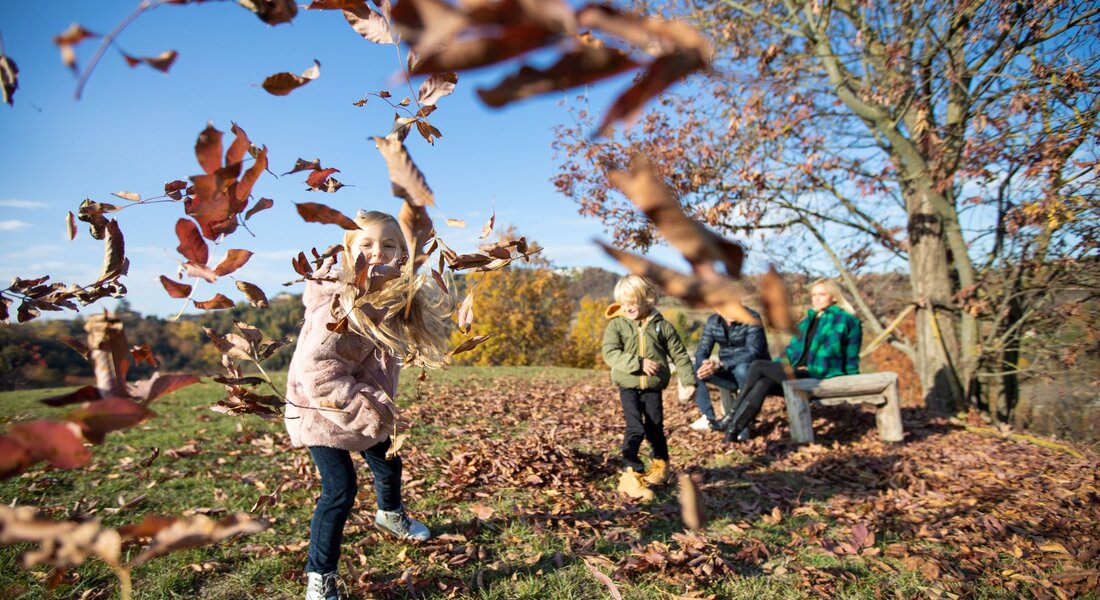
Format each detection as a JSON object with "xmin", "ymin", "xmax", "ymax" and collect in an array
[
  {"xmin": 413, "ymin": 23, "xmax": 556, "ymax": 75},
  {"xmin": 598, "ymin": 243, "xmax": 758, "ymax": 325},
  {"xmin": 478, "ymin": 46, "xmax": 636, "ymax": 107},
  {"xmin": 121, "ymin": 50, "xmax": 178, "ymax": 73},
  {"xmin": 386, "ymin": 432, "xmax": 410, "ymax": 460},
  {"xmin": 478, "ymin": 210, "xmax": 495, "ymax": 239},
  {"xmin": 0, "ymin": 53, "xmax": 18, "ymax": 106},
  {"xmin": 238, "ymin": 0, "xmax": 298, "ymax": 25},
  {"xmin": 111, "ymin": 191, "xmax": 142, "ymax": 202},
  {"xmin": 344, "ymin": 3, "xmax": 393, "ymax": 44},
  {"xmin": 418, "ymin": 71, "xmax": 458, "ymax": 106},
  {"xmin": 65, "ymin": 211, "xmax": 77, "ymax": 240},
  {"xmin": 53, "ymin": 24, "xmax": 97, "ymax": 73},
  {"xmin": 261, "ymin": 60, "xmax": 320, "ymax": 96},
  {"xmin": 374, "ymin": 136, "xmax": 435, "ymax": 207},
  {"xmin": 457, "ymin": 292, "xmax": 474, "ymax": 334},
  {"xmin": 183, "ymin": 262, "xmax": 218, "ymax": 283},
  {"xmin": 469, "ymin": 503, "xmax": 495, "ymax": 520},
  {"xmin": 245, "ymin": 197, "xmax": 274, "ymax": 220},
  {"xmin": 305, "ymin": 167, "xmax": 340, "ymax": 191},
  {"xmin": 129, "ymin": 512, "xmax": 266, "ymax": 567},
  {"xmin": 609, "ymin": 154, "xmax": 743, "ymax": 277},
  {"xmin": 596, "ymin": 50, "xmax": 708, "ymax": 136},
  {"xmin": 67, "ymin": 397, "xmax": 156, "ymax": 444},
  {"xmin": 38, "ymin": 385, "xmax": 102, "ymax": 408},
  {"xmin": 6, "ymin": 420, "xmax": 91, "ymax": 470},
  {"xmin": 236, "ymin": 281, "xmax": 269, "ymax": 308},
  {"xmin": 449, "ymin": 334, "xmax": 492, "ymax": 357},
  {"xmin": 213, "ymin": 250, "xmax": 254, "ymax": 277},
  {"xmin": 581, "ymin": 556, "xmax": 624, "ymax": 600},
  {"xmin": 446, "ymin": 218, "xmax": 466, "ymax": 227},
  {"xmin": 759, "ymin": 266, "xmax": 795, "ymax": 333},
  {"xmin": 194, "ymin": 294, "xmax": 235, "ymax": 311},
  {"xmin": 678, "ymin": 473, "xmax": 706, "ymax": 530},
  {"xmin": 283, "ymin": 158, "xmax": 321, "ymax": 176},
  {"xmin": 96, "ymin": 220, "xmax": 128, "ymax": 285},
  {"xmin": 295, "ymin": 202, "xmax": 360, "ymax": 230},
  {"xmin": 0, "ymin": 505, "xmax": 121, "ymax": 569}
]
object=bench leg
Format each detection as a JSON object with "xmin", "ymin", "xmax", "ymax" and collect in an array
[
  {"xmin": 875, "ymin": 380, "xmax": 904, "ymax": 443},
  {"xmin": 718, "ymin": 388, "xmax": 735, "ymax": 419},
  {"xmin": 783, "ymin": 384, "xmax": 814, "ymax": 444}
]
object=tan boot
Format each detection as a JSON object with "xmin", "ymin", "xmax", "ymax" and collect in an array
[
  {"xmin": 643, "ymin": 459, "xmax": 672, "ymax": 486},
  {"xmin": 617, "ymin": 468, "xmax": 655, "ymax": 501}
]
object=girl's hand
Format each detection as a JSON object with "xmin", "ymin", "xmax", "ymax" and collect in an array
[{"xmin": 642, "ymin": 358, "xmax": 660, "ymax": 376}]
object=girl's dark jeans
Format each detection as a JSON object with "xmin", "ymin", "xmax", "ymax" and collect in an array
[
  {"xmin": 306, "ymin": 436, "xmax": 400, "ymax": 574},
  {"xmin": 619, "ymin": 387, "xmax": 668, "ymax": 472},
  {"xmin": 726, "ymin": 359, "xmax": 808, "ymax": 434}
]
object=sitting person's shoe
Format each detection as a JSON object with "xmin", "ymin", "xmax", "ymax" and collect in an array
[
  {"xmin": 305, "ymin": 571, "xmax": 343, "ymax": 600},
  {"xmin": 708, "ymin": 418, "xmax": 724, "ymax": 431},
  {"xmin": 689, "ymin": 415, "xmax": 712, "ymax": 431},
  {"xmin": 643, "ymin": 458, "xmax": 673, "ymax": 486},
  {"xmin": 715, "ymin": 413, "xmax": 734, "ymax": 431},
  {"xmin": 375, "ymin": 507, "xmax": 431, "ymax": 542},
  {"xmin": 617, "ymin": 468, "xmax": 655, "ymax": 501},
  {"xmin": 736, "ymin": 427, "xmax": 752, "ymax": 442}
]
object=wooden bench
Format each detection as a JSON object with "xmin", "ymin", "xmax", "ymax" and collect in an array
[{"xmin": 781, "ymin": 372, "xmax": 903, "ymax": 444}]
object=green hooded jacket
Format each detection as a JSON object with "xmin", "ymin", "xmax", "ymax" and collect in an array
[{"xmin": 601, "ymin": 303, "xmax": 697, "ymax": 391}]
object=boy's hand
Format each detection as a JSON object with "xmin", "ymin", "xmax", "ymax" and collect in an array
[
  {"xmin": 697, "ymin": 358, "xmax": 718, "ymax": 379},
  {"xmin": 642, "ymin": 358, "xmax": 660, "ymax": 376}
]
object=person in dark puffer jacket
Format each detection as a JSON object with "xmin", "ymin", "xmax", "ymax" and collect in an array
[
  {"xmin": 718, "ymin": 278, "xmax": 862, "ymax": 442},
  {"xmin": 690, "ymin": 303, "xmax": 770, "ymax": 431}
]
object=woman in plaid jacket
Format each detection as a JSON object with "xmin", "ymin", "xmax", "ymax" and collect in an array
[{"xmin": 718, "ymin": 278, "xmax": 862, "ymax": 442}]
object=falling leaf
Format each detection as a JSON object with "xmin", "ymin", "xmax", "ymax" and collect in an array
[
  {"xmin": 261, "ymin": 60, "xmax": 320, "ymax": 96},
  {"xmin": 97, "ymin": 220, "xmax": 128, "ymax": 285},
  {"xmin": 478, "ymin": 46, "xmax": 636, "ymax": 107},
  {"xmin": 446, "ymin": 218, "xmax": 466, "ymax": 227},
  {"xmin": 759, "ymin": 266, "xmax": 795, "ymax": 333},
  {"xmin": 295, "ymin": 202, "xmax": 360, "ymax": 230},
  {"xmin": 678, "ymin": 473, "xmax": 707, "ymax": 530},
  {"xmin": 478, "ymin": 210, "xmax": 495, "ymax": 239},
  {"xmin": 164, "ymin": 180, "xmax": 188, "ymax": 200},
  {"xmin": 213, "ymin": 249, "xmax": 254, "ymax": 277},
  {"xmin": 245, "ymin": 198, "xmax": 274, "ymax": 220},
  {"xmin": 65, "ymin": 211, "xmax": 77, "ymax": 240},
  {"xmin": 398, "ymin": 202, "xmax": 433, "ymax": 270},
  {"xmin": 237, "ymin": 0, "xmax": 297, "ymax": 25},
  {"xmin": 417, "ymin": 71, "xmax": 458, "ymax": 107},
  {"xmin": 129, "ymin": 513, "xmax": 267, "ymax": 567},
  {"xmin": 374, "ymin": 136, "xmax": 434, "ymax": 206},
  {"xmin": 283, "ymin": 158, "xmax": 321, "ymax": 175},
  {"xmin": 449, "ymin": 334, "xmax": 492, "ymax": 357},
  {"xmin": 305, "ymin": 167, "xmax": 340, "ymax": 190},
  {"xmin": 130, "ymin": 345, "xmax": 159, "ymax": 368},
  {"xmin": 194, "ymin": 294, "xmax": 235, "ymax": 310},
  {"xmin": 7, "ymin": 420, "xmax": 91, "ymax": 469},
  {"xmin": 174, "ymin": 218, "xmax": 209, "ymax": 266},
  {"xmin": 38, "ymin": 385, "xmax": 102, "ymax": 408},
  {"xmin": 121, "ymin": 50, "xmax": 178, "ymax": 73},
  {"xmin": 344, "ymin": 3, "xmax": 393, "ymax": 44},
  {"xmin": 53, "ymin": 23, "xmax": 97, "ymax": 73},
  {"xmin": 142, "ymin": 373, "xmax": 201, "ymax": 403},
  {"xmin": 1, "ymin": 54, "xmax": 19, "ymax": 106},
  {"xmin": 236, "ymin": 281, "xmax": 269, "ymax": 308},
  {"xmin": 68, "ymin": 397, "xmax": 156, "ymax": 444},
  {"xmin": 457, "ymin": 292, "xmax": 474, "ymax": 334},
  {"xmin": 183, "ymin": 262, "xmax": 218, "ymax": 283},
  {"xmin": 386, "ymin": 432, "xmax": 410, "ymax": 460}
]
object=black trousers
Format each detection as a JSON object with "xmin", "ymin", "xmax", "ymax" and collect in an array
[
  {"xmin": 619, "ymin": 388, "xmax": 668, "ymax": 472},
  {"xmin": 727, "ymin": 360, "xmax": 808, "ymax": 434}
]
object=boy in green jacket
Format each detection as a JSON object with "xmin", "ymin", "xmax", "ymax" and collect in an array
[{"xmin": 602, "ymin": 275, "xmax": 697, "ymax": 501}]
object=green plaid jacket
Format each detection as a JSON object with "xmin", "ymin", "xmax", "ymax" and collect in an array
[{"xmin": 780, "ymin": 304, "xmax": 862, "ymax": 379}]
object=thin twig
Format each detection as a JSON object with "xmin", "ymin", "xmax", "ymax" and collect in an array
[{"xmin": 75, "ymin": 0, "xmax": 159, "ymax": 100}]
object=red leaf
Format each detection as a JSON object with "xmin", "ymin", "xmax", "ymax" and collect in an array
[
  {"xmin": 0, "ymin": 436, "xmax": 33, "ymax": 478},
  {"xmin": 236, "ymin": 145, "xmax": 268, "ymax": 203},
  {"xmin": 245, "ymin": 198, "xmax": 274, "ymax": 220},
  {"xmin": 194, "ymin": 294, "xmax": 235, "ymax": 310},
  {"xmin": 194, "ymin": 123, "xmax": 224, "ymax": 176},
  {"xmin": 295, "ymin": 202, "xmax": 359, "ymax": 230},
  {"xmin": 225, "ymin": 122, "xmax": 252, "ymax": 167},
  {"xmin": 160, "ymin": 276, "xmax": 193, "ymax": 299},
  {"xmin": 7, "ymin": 420, "xmax": 91, "ymax": 469},
  {"xmin": 175, "ymin": 218, "xmax": 209, "ymax": 266},
  {"xmin": 213, "ymin": 249, "xmax": 253, "ymax": 277},
  {"xmin": 306, "ymin": 167, "xmax": 340, "ymax": 190},
  {"xmin": 261, "ymin": 60, "xmax": 320, "ymax": 96},
  {"xmin": 131, "ymin": 345, "xmax": 159, "ymax": 368},
  {"xmin": 398, "ymin": 201, "xmax": 433, "ymax": 270}
]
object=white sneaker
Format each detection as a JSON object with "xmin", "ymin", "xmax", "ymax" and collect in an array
[
  {"xmin": 690, "ymin": 415, "xmax": 712, "ymax": 431},
  {"xmin": 375, "ymin": 507, "xmax": 431, "ymax": 541},
  {"xmin": 305, "ymin": 571, "xmax": 343, "ymax": 600}
]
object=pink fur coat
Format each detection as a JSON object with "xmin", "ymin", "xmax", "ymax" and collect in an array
[{"xmin": 284, "ymin": 272, "xmax": 400, "ymax": 452}]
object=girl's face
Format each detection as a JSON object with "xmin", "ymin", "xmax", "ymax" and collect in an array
[
  {"xmin": 810, "ymin": 284, "xmax": 834, "ymax": 312},
  {"xmin": 349, "ymin": 221, "xmax": 405, "ymax": 269}
]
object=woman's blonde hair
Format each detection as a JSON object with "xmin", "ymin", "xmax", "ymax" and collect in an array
[
  {"xmin": 614, "ymin": 275, "xmax": 659, "ymax": 310},
  {"xmin": 335, "ymin": 210, "xmax": 454, "ymax": 368},
  {"xmin": 811, "ymin": 278, "xmax": 855, "ymax": 315}
]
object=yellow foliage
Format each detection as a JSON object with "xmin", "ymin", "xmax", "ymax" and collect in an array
[
  {"xmin": 450, "ymin": 265, "xmax": 573, "ymax": 366},
  {"xmin": 562, "ymin": 295, "xmax": 608, "ymax": 369}
]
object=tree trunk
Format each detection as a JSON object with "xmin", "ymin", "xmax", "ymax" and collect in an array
[{"xmin": 905, "ymin": 185, "xmax": 965, "ymax": 412}]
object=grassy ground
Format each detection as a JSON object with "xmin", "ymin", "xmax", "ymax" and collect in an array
[{"xmin": 1, "ymin": 366, "xmax": 1098, "ymax": 599}]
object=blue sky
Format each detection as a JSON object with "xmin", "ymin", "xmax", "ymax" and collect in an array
[{"xmin": 0, "ymin": 1, "xmax": 691, "ymax": 317}]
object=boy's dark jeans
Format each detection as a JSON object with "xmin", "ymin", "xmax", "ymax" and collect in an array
[
  {"xmin": 619, "ymin": 388, "xmax": 668, "ymax": 473},
  {"xmin": 306, "ymin": 436, "xmax": 400, "ymax": 574}
]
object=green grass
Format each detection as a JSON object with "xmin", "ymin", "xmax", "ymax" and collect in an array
[{"xmin": 1, "ymin": 366, "xmax": 1096, "ymax": 599}]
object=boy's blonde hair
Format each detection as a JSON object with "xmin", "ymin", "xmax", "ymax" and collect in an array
[
  {"xmin": 614, "ymin": 275, "xmax": 659, "ymax": 310},
  {"xmin": 335, "ymin": 210, "xmax": 454, "ymax": 368},
  {"xmin": 811, "ymin": 277, "xmax": 856, "ymax": 315}
]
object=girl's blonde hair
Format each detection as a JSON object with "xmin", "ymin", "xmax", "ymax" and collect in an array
[
  {"xmin": 614, "ymin": 275, "xmax": 659, "ymax": 310},
  {"xmin": 335, "ymin": 210, "xmax": 453, "ymax": 368},
  {"xmin": 811, "ymin": 278, "xmax": 856, "ymax": 315}
]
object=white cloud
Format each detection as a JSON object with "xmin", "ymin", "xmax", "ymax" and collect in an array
[
  {"xmin": 0, "ymin": 220, "xmax": 31, "ymax": 231},
  {"xmin": 0, "ymin": 200, "xmax": 48, "ymax": 209}
]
